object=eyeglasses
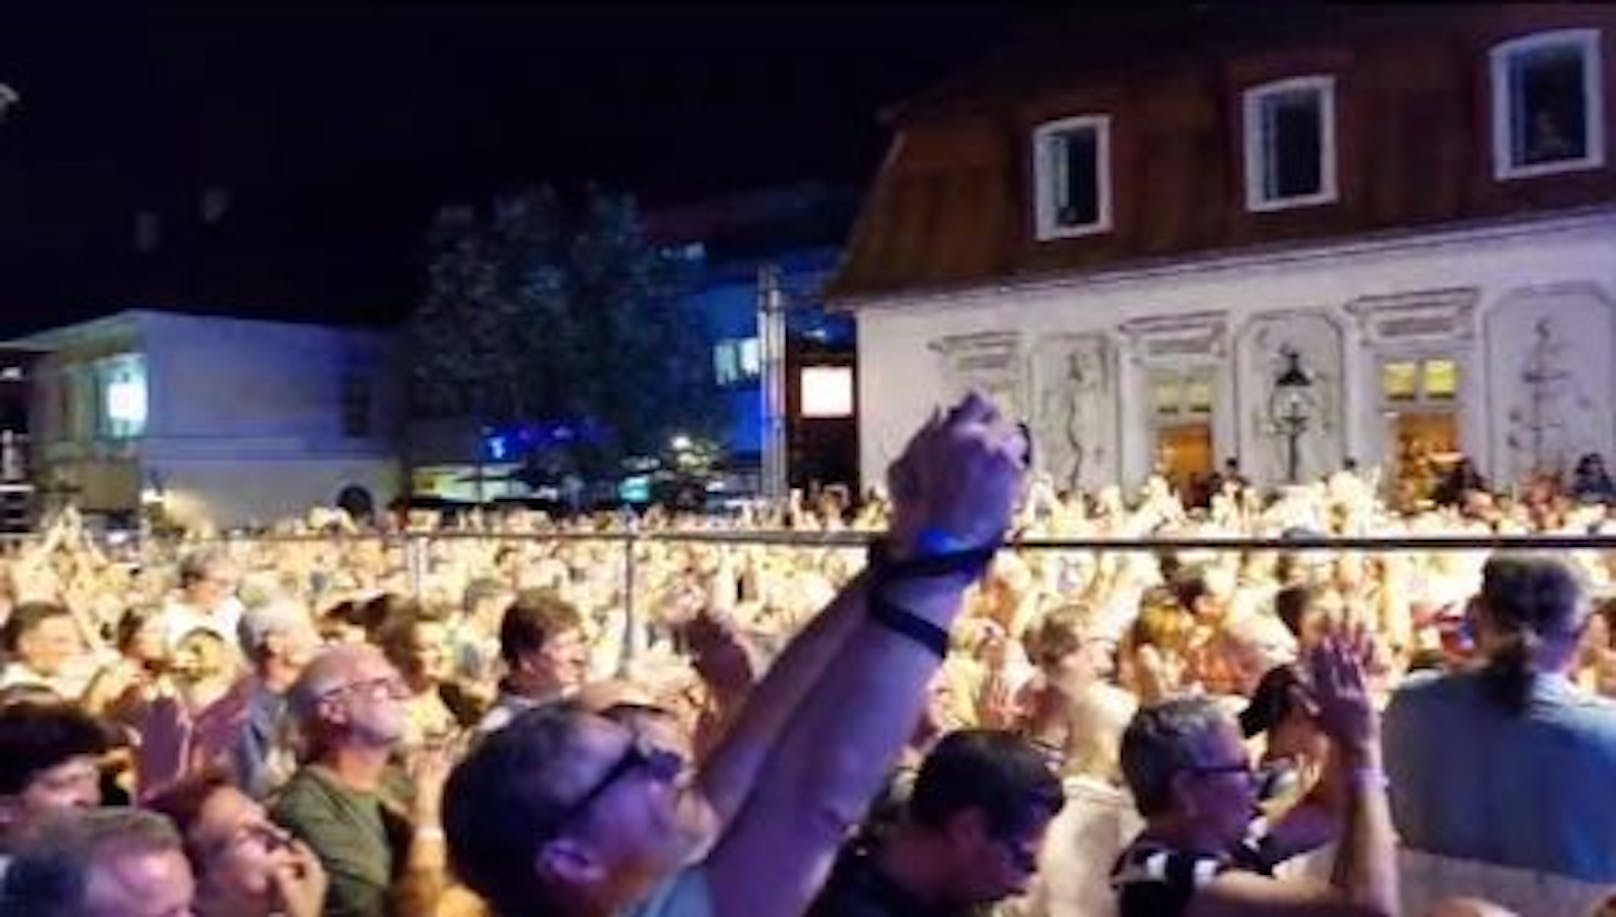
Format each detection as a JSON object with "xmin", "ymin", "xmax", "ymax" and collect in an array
[
  {"xmin": 320, "ymin": 674, "xmax": 410, "ymax": 702},
  {"xmin": 541, "ymin": 735, "xmax": 686, "ymax": 840}
]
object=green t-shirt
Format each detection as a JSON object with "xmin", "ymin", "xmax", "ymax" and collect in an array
[{"xmin": 271, "ymin": 766, "xmax": 413, "ymax": 917}]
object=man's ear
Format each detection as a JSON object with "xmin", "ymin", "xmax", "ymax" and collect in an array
[{"xmin": 537, "ymin": 836, "xmax": 605, "ymax": 887}]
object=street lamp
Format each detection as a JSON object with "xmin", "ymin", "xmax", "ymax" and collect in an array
[{"xmin": 1268, "ymin": 347, "xmax": 1315, "ymax": 484}]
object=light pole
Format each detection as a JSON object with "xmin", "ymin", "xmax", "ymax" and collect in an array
[{"xmin": 1268, "ymin": 347, "xmax": 1314, "ymax": 484}]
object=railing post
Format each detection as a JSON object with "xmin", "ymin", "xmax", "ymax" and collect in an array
[
  {"xmin": 619, "ymin": 525, "xmax": 640, "ymax": 676},
  {"xmin": 405, "ymin": 533, "xmax": 425, "ymax": 599}
]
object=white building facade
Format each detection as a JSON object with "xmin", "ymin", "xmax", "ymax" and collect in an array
[
  {"xmin": 852, "ymin": 208, "xmax": 1616, "ymax": 495},
  {"xmin": 12, "ymin": 310, "xmax": 403, "ymax": 527}
]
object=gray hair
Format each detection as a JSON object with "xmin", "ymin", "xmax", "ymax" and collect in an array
[
  {"xmin": 236, "ymin": 598, "xmax": 313, "ymax": 659},
  {"xmin": 177, "ymin": 549, "xmax": 227, "ymax": 589},
  {"xmin": 1120, "ymin": 697, "xmax": 1230, "ymax": 817},
  {"xmin": 0, "ymin": 808, "xmax": 185, "ymax": 917}
]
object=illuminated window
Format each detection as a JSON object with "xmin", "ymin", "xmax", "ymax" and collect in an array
[
  {"xmin": 1244, "ymin": 76, "xmax": 1337, "ymax": 211},
  {"xmin": 1151, "ymin": 373, "xmax": 1181, "ymax": 417},
  {"xmin": 1032, "ymin": 115, "xmax": 1112, "ymax": 239},
  {"xmin": 799, "ymin": 366, "xmax": 853, "ymax": 419},
  {"xmin": 1422, "ymin": 359, "xmax": 1458, "ymax": 401},
  {"xmin": 737, "ymin": 338, "xmax": 761, "ymax": 378},
  {"xmin": 96, "ymin": 354, "xmax": 147, "ymax": 439},
  {"xmin": 713, "ymin": 338, "xmax": 761, "ymax": 387},
  {"xmin": 1183, "ymin": 375, "xmax": 1215, "ymax": 414},
  {"xmin": 1492, "ymin": 29, "xmax": 1604, "ymax": 179},
  {"xmin": 1381, "ymin": 361, "xmax": 1418, "ymax": 402}
]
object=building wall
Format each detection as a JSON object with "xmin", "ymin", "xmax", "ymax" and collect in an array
[
  {"xmin": 832, "ymin": 6, "xmax": 1616, "ymax": 301},
  {"xmin": 855, "ymin": 208, "xmax": 1616, "ymax": 492},
  {"xmin": 154, "ymin": 456, "xmax": 401, "ymax": 530},
  {"xmin": 21, "ymin": 311, "xmax": 405, "ymax": 525}
]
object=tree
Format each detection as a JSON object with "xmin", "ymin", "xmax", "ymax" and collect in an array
[{"xmin": 407, "ymin": 184, "xmax": 722, "ymax": 478}]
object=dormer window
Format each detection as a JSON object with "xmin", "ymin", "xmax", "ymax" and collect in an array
[
  {"xmin": 1491, "ymin": 28, "xmax": 1605, "ymax": 180},
  {"xmin": 1032, "ymin": 115, "xmax": 1112, "ymax": 239},
  {"xmin": 1243, "ymin": 76, "xmax": 1338, "ymax": 212}
]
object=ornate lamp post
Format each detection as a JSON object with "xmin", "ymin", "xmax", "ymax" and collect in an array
[{"xmin": 1268, "ymin": 347, "xmax": 1315, "ymax": 484}]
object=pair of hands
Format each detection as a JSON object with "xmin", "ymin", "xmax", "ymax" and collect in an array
[{"xmin": 886, "ymin": 393, "xmax": 1030, "ymax": 558}]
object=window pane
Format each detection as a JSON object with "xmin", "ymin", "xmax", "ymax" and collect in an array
[
  {"xmin": 1184, "ymin": 376, "xmax": 1215, "ymax": 414},
  {"xmin": 1264, "ymin": 89, "xmax": 1323, "ymax": 198},
  {"xmin": 713, "ymin": 342, "xmax": 738, "ymax": 386},
  {"xmin": 738, "ymin": 338, "xmax": 761, "ymax": 380},
  {"xmin": 1422, "ymin": 359, "xmax": 1458, "ymax": 400},
  {"xmin": 1382, "ymin": 361, "xmax": 1417, "ymax": 402},
  {"xmin": 1050, "ymin": 127, "xmax": 1099, "ymax": 227},
  {"xmin": 1151, "ymin": 373, "xmax": 1180, "ymax": 417},
  {"xmin": 99, "ymin": 354, "xmax": 148, "ymax": 439},
  {"xmin": 1511, "ymin": 44, "xmax": 1588, "ymax": 165}
]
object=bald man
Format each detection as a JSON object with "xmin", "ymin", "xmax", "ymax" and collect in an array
[{"xmin": 271, "ymin": 646, "xmax": 448, "ymax": 917}]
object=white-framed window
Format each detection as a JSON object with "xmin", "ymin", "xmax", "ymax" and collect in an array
[
  {"xmin": 1032, "ymin": 115, "xmax": 1112, "ymax": 239},
  {"xmin": 1490, "ymin": 28, "xmax": 1605, "ymax": 180},
  {"xmin": 1243, "ymin": 75, "xmax": 1338, "ymax": 211}
]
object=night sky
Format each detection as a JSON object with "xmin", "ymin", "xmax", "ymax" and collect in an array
[{"xmin": 0, "ymin": 4, "xmax": 1031, "ymax": 334}]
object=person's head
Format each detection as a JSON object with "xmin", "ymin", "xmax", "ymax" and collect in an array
[
  {"xmin": 899, "ymin": 730, "xmax": 1065, "ymax": 906},
  {"xmin": 0, "ymin": 807, "xmax": 194, "ymax": 917},
  {"xmin": 357, "ymin": 593, "xmax": 419, "ymax": 642},
  {"xmin": 178, "ymin": 551, "xmax": 236, "ymax": 612},
  {"xmin": 172, "ymin": 628, "xmax": 234, "ymax": 684},
  {"xmin": 444, "ymin": 704, "xmax": 691, "ymax": 915},
  {"xmin": 1471, "ymin": 554, "xmax": 1589, "ymax": 712},
  {"xmin": 1172, "ymin": 564, "xmax": 1233, "ymax": 621},
  {"xmin": 2, "ymin": 603, "xmax": 80, "ymax": 678},
  {"xmin": 499, "ymin": 590, "xmax": 588, "ymax": 697},
  {"xmin": 237, "ymin": 600, "xmax": 319, "ymax": 688},
  {"xmin": 0, "ymin": 703, "xmax": 107, "ymax": 841},
  {"xmin": 376, "ymin": 611, "xmax": 452, "ymax": 693},
  {"xmin": 286, "ymin": 645, "xmax": 409, "ymax": 758},
  {"xmin": 146, "ymin": 769, "xmax": 299, "ymax": 908},
  {"xmin": 114, "ymin": 607, "xmax": 167, "ymax": 669},
  {"xmin": 1025, "ymin": 604, "xmax": 1115, "ymax": 688},
  {"xmin": 1274, "ymin": 583, "xmax": 1330, "ymax": 651},
  {"xmin": 1121, "ymin": 697, "xmax": 1256, "ymax": 850}
]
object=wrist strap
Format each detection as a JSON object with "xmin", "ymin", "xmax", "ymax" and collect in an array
[
  {"xmin": 869, "ymin": 590, "xmax": 951, "ymax": 659},
  {"xmin": 866, "ymin": 537, "xmax": 1000, "ymax": 583}
]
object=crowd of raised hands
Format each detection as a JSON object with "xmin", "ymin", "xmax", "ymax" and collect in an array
[{"xmin": 0, "ymin": 393, "xmax": 1608, "ymax": 916}]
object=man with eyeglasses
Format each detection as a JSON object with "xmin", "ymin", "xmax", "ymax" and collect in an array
[
  {"xmin": 806, "ymin": 729, "xmax": 1064, "ymax": 917},
  {"xmin": 444, "ymin": 393, "xmax": 1029, "ymax": 917},
  {"xmin": 271, "ymin": 645, "xmax": 455, "ymax": 917},
  {"xmin": 1110, "ymin": 635, "xmax": 1398, "ymax": 917}
]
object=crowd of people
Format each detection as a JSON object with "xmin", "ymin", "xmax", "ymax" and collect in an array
[{"xmin": 0, "ymin": 394, "xmax": 1610, "ymax": 915}]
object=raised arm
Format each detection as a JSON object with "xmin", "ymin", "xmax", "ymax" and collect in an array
[{"xmin": 701, "ymin": 394, "xmax": 1027, "ymax": 917}]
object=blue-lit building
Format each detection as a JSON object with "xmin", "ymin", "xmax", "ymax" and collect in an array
[{"xmin": 646, "ymin": 183, "xmax": 861, "ymax": 491}]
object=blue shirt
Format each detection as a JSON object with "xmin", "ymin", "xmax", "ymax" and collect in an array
[{"xmin": 1383, "ymin": 669, "xmax": 1616, "ymax": 883}]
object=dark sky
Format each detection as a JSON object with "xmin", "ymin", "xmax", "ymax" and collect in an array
[{"xmin": 0, "ymin": 4, "xmax": 1030, "ymax": 333}]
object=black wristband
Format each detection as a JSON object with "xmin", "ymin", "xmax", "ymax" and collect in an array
[
  {"xmin": 865, "ymin": 537, "xmax": 999, "ymax": 583},
  {"xmin": 869, "ymin": 589, "xmax": 951, "ymax": 659}
]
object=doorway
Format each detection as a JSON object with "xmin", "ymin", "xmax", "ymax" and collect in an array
[
  {"xmin": 1387, "ymin": 410, "xmax": 1459, "ymax": 503},
  {"xmin": 1155, "ymin": 421, "xmax": 1214, "ymax": 497}
]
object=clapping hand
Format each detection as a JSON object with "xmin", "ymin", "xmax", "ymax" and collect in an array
[{"xmin": 268, "ymin": 837, "xmax": 329, "ymax": 917}]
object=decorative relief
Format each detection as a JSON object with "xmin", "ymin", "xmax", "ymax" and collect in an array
[
  {"xmin": 929, "ymin": 331, "xmax": 1026, "ymax": 420},
  {"xmin": 1030, "ymin": 333, "xmax": 1117, "ymax": 491},
  {"xmin": 1120, "ymin": 312, "xmax": 1229, "ymax": 365},
  {"xmin": 1344, "ymin": 287, "xmax": 1479, "ymax": 346}
]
